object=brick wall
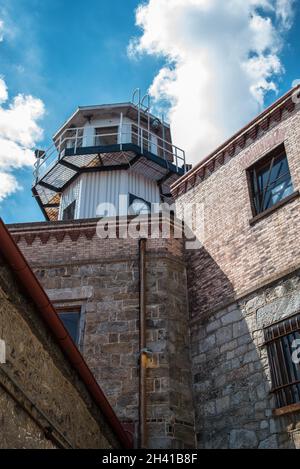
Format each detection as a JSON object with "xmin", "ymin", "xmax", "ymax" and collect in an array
[
  {"xmin": 176, "ymin": 104, "xmax": 300, "ymax": 317},
  {"xmin": 174, "ymin": 99, "xmax": 300, "ymax": 448},
  {"xmin": 0, "ymin": 253, "xmax": 119, "ymax": 449},
  {"xmin": 8, "ymin": 217, "xmax": 196, "ymax": 448}
]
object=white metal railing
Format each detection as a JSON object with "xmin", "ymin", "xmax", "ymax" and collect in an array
[{"xmin": 33, "ymin": 121, "xmax": 186, "ymax": 183}]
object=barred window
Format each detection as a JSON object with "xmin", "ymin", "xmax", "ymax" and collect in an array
[
  {"xmin": 264, "ymin": 313, "xmax": 300, "ymax": 408},
  {"xmin": 248, "ymin": 144, "xmax": 293, "ymax": 216}
]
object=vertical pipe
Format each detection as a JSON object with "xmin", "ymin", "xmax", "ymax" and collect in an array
[{"xmin": 139, "ymin": 238, "xmax": 147, "ymax": 448}]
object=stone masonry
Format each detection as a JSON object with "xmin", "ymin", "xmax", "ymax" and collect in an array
[
  {"xmin": 8, "ymin": 217, "xmax": 196, "ymax": 449},
  {"xmin": 7, "ymin": 88, "xmax": 300, "ymax": 449},
  {"xmin": 174, "ymin": 91, "xmax": 300, "ymax": 448},
  {"xmin": 0, "ymin": 250, "xmax": 120, "ymax": 449},
  {"xmin": 191, "ymin": 270, "xmax": 300, "ymax": 449}
]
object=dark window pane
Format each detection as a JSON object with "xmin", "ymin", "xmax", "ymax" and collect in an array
[
  {"xmin": 58, "ymin": 312, "xmax": 80, "ymax": 344},
  {"xmin": 94, "ymin": 126, "xmax": 118, "ymax": 146},
  {"xmin": 249, "ymin": 146, "xmax": 294, "ymax": 215},
  {"xmin": 63, "ymin": 200, "xmax": 76, "ymax": 221}
]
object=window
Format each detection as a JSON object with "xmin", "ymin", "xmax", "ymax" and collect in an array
[
  {"xmin": 248, "ymin": 144, "xmax": 294, "ymax": 216},
  {"xmin": 94, "ymin": 126, "xmax": 118, "ymax": 146},
  {"xmin": 264, "ymin": 313, "xmax": 300, "ymax": 408},
  {"xmin": 62, "ymin": 200, "xmax": 76, "ymax": 221},
  {"xmin": 131, "ymin": 125, "xmax": 159, "ymax": 155},
  {"xmin": 128, "ymin": 193, "xmax": 151, "ymax": 216},
  {"xmin": 57, "ymin": 309, "xmax": 81, "ymax": 344}
]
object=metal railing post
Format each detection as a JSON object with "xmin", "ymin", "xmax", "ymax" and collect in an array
[
  {"xmin": 58, "ymin": 136, "xmax": 62, "ymax": 160},
  {"xmin": 120, "ymin": 112, "xmax": 123, "ymax": 151},
  {"xmin": 74, "ymin": 128, "xmax": 78, "ymax": 153},
  {"xmin": 175, "ymin": 147, "xmax": 178, "ymax": 172}
]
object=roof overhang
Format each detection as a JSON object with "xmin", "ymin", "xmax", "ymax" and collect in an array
[{"xmin": 53, "ymin": 102, "xmax": 170, "ymax": 141}]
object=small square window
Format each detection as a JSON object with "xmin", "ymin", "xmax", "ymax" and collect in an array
[
  {"xmin": 264, "ymin": 313, "xmax": 300, "ymax": 408},
  {"xmin": 248, "ymin": 144, "xmax": 294, "ymax": 216},
  {"xmin": 94, "ymin": 126, "xmax": 118, "ymax": 146},
  {"xmin": 57, "ymin": 308, "xmax": 81, "ymax": 345}
]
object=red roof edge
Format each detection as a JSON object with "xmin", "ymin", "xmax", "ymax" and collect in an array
[
  {"xmin": 0, "ymin": 218, "xmax": 132, "ymax": 449},
  {"xmin": 171, "ymin": 84, "xmax": 300, "ymax": 196}
]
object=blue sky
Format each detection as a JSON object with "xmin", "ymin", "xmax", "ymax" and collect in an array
[{"xmin": 0, "ymin": 0, "xmax": 299, "ymax": 224}]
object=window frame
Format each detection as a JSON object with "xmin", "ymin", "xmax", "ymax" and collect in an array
[
  {"xmin": 264, "ymin": 312, "xmax": 300, "ymax": 410},
  {"xmin": 247, "ymin": 143, "xmax": 295, "ymax": 220},
  {"xmin": 62, "ymin": 200, "xmax": 76, "ymax": 221},
  {"xmin": 128, "ymin": 193, "xmax": 151, "ymax": 216},
  {"xmin": 56, "ymin": 306, "xmax": 82, "ymax": 346},
  {"xmin": 94, "ymin": 126, "xmax": 119, "ymax": 146}
]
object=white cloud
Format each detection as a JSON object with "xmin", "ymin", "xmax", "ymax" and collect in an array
[
  {"xmin": 276, "ymin": 0, "xmax": 296, "ymax": 29},
  {"xmin": 0, "ymin": 77, "xmax": 8, "ymax": 103},
  {"xmin": 0, "ymin": 76, "xmax": 45, "ymax": 201},
  {"xmin": 0, "ymin": 16, "xmax": 45, "ymax": 203},
  {"xmin": 0, "ymin": 172, "xmax": 20, "ymax": 202},
  {"xmin": 129, "ymin": 0, "xmax": 295, "ymax": 164}
]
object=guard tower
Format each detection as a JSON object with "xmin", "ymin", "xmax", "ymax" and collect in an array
[{"xmin": 33, "ymin": 90, "xmax": 187, "ymax": 221}]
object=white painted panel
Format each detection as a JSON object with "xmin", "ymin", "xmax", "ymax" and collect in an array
[{"xmin": 58, "ymin": 178, "xmax": 81, "ymax": 220}]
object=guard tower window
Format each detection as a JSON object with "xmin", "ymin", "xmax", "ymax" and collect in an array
[
  {"xmin": 248, "ymin": 144, "xmax": 293, "ymax": 216},
  {"xmin": 57, "ymin": 308, "xmax": 81, "ymax": 345},
  {"xmin": 264, "ymin": 313, "xmax": 300, "ymax": 409},
  {"xmin": 62, "ymin": 200, "xmax": 76, "ymax": 221},
  {"xmin": 94, "ymin": 126, "xmax": 118, "ymax": 146},
  {"xmin": 128, "ymin": 193, "xmax": 151, "ymax": 216}
]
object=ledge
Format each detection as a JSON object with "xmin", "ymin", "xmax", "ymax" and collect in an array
[
  {"xmin": 249, "ymin": 191, "xmax": 300, "ymax": 226},
  {"xmin": 273, "ymin": 402, "xmax": 300, "ymax": 417}
]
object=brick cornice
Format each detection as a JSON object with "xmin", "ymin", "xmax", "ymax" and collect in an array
[
  {"xmin": 171, "ymin": 85, "xmax": 300, "ymax": 198},
  {"xmin": 8, "ymin": 215, "xmax": 185, "ymax": 246}
]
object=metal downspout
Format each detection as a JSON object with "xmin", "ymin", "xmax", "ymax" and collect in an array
[{"xmin": 138, "ymin": 238, "xmax": 147, "ymax": 448}]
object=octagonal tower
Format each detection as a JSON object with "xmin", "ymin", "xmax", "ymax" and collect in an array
[{"xmin": 33, "ymin": 91, "xmax": 187, "ymax": 221}]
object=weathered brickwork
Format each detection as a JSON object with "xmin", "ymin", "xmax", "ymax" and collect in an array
[
  {"xmin": 174, "ymin": 99, "xmax": 300, "ymax": 448},
  {"xmin": 176, "ymin": 104, "xmax": 300, "ymax": 317},
  {"xmin": 8, "ymin": 218, "xmax": 196, "ymax": 448},
  {"xmin": 190, "ymin": 271, "xmax": 300, "ymax": 449},
  {"xmin": 0, "ymin": 255, "xmax": 119, "ymax": 449}
]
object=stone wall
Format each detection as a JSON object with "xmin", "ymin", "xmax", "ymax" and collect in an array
[
  {"xmin": 173, "ymin": 98, "xmax": 300, "ymax": 448},
  {"xmin": 0, "ymin": 253, "xmax": 120, "ymax": 449},
  {"xmin": 8, "ymin": 217, "xmax": 196, "ymax": 448},
  {"xmin": 190, "ymin": 270, "xmax": 300, "ymax": 448}
]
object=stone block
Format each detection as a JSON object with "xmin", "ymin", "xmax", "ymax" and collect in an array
[{"xmin": 229, "ymin": 429, "xmax": 258, "ymax": 449}]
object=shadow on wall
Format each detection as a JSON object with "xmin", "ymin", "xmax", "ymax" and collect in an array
[{"xmin": 186, "ymin": 245, "xmax": 299, "ymax": 449}]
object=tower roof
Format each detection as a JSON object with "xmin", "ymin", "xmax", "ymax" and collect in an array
[{"xmin": 53, "ymin": 102, "xmax": 170, "ymax": 141}]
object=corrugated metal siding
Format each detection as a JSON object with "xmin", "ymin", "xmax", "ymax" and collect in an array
[
  {"xmin": 78, "ymin": 170, "xmax": 160, "ymax": 219},
  {"xmin": 58, "ymin": 178, "xmax": 81, "ymax": 220}
]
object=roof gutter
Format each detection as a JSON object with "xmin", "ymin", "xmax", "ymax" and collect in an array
[{"xmin": 0, "ymin": 218, "xmax": 132, "ymax": 449}]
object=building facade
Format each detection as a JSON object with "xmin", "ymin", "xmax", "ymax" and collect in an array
[
  {"xmin": 0, "ymin": 220, "xmax": 130, "ymax": 449},
  {"xmin": 7, "ymin": 85, "xmax": 300, "ymax": 448},
  {"xmin": 172, "ymin": 85, "xmax": 300, "ymax": 448}
]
